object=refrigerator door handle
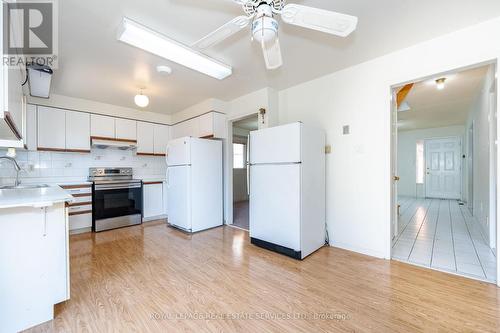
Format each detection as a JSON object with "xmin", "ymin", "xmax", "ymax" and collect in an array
[
  {"xmin": 246, "ymin": 134, "xmax": 250, "ymax": 196},
  {"xmin": 166, "ymin": 167, "xmax": 170, "ymax": 188}
]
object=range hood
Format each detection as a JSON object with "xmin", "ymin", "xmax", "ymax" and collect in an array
[{"xmin": 91, "ymin": 137, "xmax": 137, "ymax": 150}]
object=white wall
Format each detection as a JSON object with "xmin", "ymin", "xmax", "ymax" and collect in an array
[
  {"xmin": 28, "ymin": 94, "xmax": 171, "ymax": 124},
  {"xmin": 465, "ymin": 65, "xmax": 497, "ymax": 247},
  {"xmin": 170, "ymin": 98, "xmax": 227, "ymax": 124},
  {"xmin": 278, "ymin": 17, "xmax": 500, "ymax": 259},
  {"xmin": 398, "ymin": 126, "xmax": 465, "ymax": 198}
]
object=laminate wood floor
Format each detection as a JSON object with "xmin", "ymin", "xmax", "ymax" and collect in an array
[{"xmin": 26, "ymin": 221, "xmax": 500, "ymax": 332}]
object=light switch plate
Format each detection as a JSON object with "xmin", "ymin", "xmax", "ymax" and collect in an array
[{"xmin": 343, "ymin": 125, "xmax": 350, "ymax": 135}]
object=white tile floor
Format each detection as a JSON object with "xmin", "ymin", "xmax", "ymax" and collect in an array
[{"xmin": 392, "ymin": 197, "xmax": 497, "ymax": 283}]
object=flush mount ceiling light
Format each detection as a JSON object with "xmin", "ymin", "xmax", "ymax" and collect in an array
[
  {"xmin": 134, "ymin": 90, "xmax": 150, "ymax": 108},
  {"xmin": 157, "ymin": 65, "xmax": 172, "ymax": 75},
  {"xmin": 435, "ymin": 78, "xmax": 446, "ymax": 90},
  {"xmin": 117, "ymin": 18, "xmax": 232, "ymax": 80}
]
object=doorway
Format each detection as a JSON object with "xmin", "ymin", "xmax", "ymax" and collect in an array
[
  {"xmin": 390, "ymin": 63, "xmax": 498, "ymax": 284},
  {"xmin": 231, "ymin": 115, "xmax": 259, "ymax": 230}
]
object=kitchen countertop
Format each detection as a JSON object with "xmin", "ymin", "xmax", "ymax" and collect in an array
[{"xmin": 0, "ymin": 186, "xmax": 74, "ymax": 209}]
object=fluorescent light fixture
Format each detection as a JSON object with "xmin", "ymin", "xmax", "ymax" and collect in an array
[{"xmin": 117, "ymin": 18, "xmax": 232, "ymax": 80}]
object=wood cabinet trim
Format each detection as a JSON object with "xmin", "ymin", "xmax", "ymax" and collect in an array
[
  {"xmin": 38, "ymin": 147, "xmax": 91, "ymax": 154},
  {"xmin": 65, "ymin": 149, "xmax": 91, "ymax": 154},
  {"xmin": 90, "ymin": 136, "xmax": 137, "ymax": 144},
  {"xmin": 143, "ymin": 181, "xmax": 164, "ymax": 185},
  {"xmin": 38, "ymin": 147, "xmax": 66, "ymax": 152},
  {"xmin": 137, "ymin": 152, "xmax": 156, "ymax": 156},
  {"xmin": 3, "ymin": 112, "xmax": 22, "ymax": 140},
  {"xmin": 71, "ymin": 193, "xmax": 92, "ymax": 198},
  {"xmin": 200, "ymin": 134, "xmax": 214, "ymax": 139},
  {"xmin": 69, "ymin": 201, "xmax": 92, "ymax": 207},
  {"xmin": 69, "ymin": 210, "xmax": 92, "ymax": 217}
]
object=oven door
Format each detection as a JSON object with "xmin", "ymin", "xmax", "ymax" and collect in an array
[{"xmin": 93, "ymin": 182, "xmax": 143, "ymax": 231}]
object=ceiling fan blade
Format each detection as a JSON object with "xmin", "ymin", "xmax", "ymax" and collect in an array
[
  {"xmin": 261, "ymin": 37, "xmax": 283, "ymax": 70},
  {"xmin": 281, "ymin": 4, "xmax": 358, "ymax": 37},
  {"xmin": 192, "ymin": 16, "xmax": 251, "ymax": 50}
]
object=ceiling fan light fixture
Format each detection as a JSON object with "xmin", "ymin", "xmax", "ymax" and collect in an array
[
  {"xmin": 134, "ymin": 91, "xmax": 150, "ymax": 108},
  {"xmin": 252, "ymin": 16, "xmax": 279, "ymax": 43}
]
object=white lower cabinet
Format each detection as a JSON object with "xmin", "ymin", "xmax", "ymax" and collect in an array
[
  {"xmin": 60, "ymin": 184, "xmax": 93, "ymax": 233},
  {"xmin": 0, "ymin": 202, "xmax": 70, "ymax": 332},
  {"xmin": 143, "ymin": 182, "xmax": 166, "ymax": 221}
]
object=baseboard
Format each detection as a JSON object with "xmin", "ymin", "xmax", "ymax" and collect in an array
[
  {"xmin": 69, "ymin": 227, "xmax": 92, "ymax": 235},
  {"xmin": 331, "ymin": 240, "xmax": 388, "ymax": 259},
  {"xmin": 143, "ymin": 214, "xmax": 167, "ymax": 222}
]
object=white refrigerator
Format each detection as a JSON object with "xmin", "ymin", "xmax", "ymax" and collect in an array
[
  {"xmin": 166, "ymin": 137, "xmax": 223, "ymax": 233},
  {"xmin": 249, "ymin": 122, "xmax": 326, "ymax": 259}
]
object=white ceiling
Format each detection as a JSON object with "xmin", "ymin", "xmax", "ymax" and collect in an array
[
  {"xmin": 55, "ymin": 0, "xmax": 500, "ymax": 114},
  {"xmin": 397, "ymin": 65, "xmax": 490, "ymax": 131}
]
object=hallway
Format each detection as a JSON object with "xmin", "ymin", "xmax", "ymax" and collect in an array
[{"xmin": 392, "ymin": 197, "xmax": 496, "ymax": 283}]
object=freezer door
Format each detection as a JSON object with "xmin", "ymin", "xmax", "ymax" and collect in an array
[
  {"xmin": 250, "ymin": 122, "xmax": 301, "ymax": 164},
  {"xmin": 166, "ymin": 137, "xmax": 191, "ymax": 166},
  {"xmin": 167, "ymin": 166, "xmax": 191, "ymax": 231},
  {"xmin": 249, "ymin": 164, "xmax": 301, "ymax": 251}
]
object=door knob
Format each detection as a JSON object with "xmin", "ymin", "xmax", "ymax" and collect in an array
[{"xmin": 394, "ymin": 176, "xmax": 400, "ymax": 181}]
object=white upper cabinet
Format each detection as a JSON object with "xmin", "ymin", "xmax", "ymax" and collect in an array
[
  {"xmin": 172, "ymin": 118, "xmax": 197, "ymax": 139},
  {"xmin": 38, "ymin": 107, "xmax": 66, "ymax": 150},
  {"xmin": 153, "ymin": 124, "xmax": 170, "ymax": 155},
  {"xmin": 90, "ymin": 114, "xmax": 115, "ymax": 138},
  {"xmin": 198, "ymin": 113, "xmax": 214, "ymax": 138},
  {"xmin": 137, "ymin": 121, "xmax": 155, "ymax": 155},
  {"xmin": 65, "ymin": 111, "xmax": 91, "ymax": 152},
  {"xmin": 172, "ymin": 112, "xmax": 226, "ymax": 140},
  {"xmin": 115, "ymin": 118, "xmax": 137, "ymax": 141},
  {"xmin": 0, "ymin": 3, "xmax": 26, "ymax": 147},
  {"xmin": 25, "ymin": 104, "xmax": 37, "ymax": 151}
]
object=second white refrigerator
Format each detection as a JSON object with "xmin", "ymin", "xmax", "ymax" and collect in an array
[
  {"xmin": 166, "ymin": 137, "xmax": 223, "ymax": 233},
  {"xmin": 249, "ymin": 122, "xmax": 326, "ymax": 259}
]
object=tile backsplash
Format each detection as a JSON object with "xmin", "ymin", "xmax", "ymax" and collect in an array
[{"xmin": 0, "ymin": 148, "xmax": 166, "ymax": 184}]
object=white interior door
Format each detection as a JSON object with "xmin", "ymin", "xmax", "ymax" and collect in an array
[
  {"xmin": 249, "ymin": 164, "xmax": 301, "ymax": 251},
  {"xmin": 425, "ymin": 137, "xmax": 462, "ymax": 199},
  {"xmin": 167, "ymin": 166, "xmax": 191, "ymax": 231}
]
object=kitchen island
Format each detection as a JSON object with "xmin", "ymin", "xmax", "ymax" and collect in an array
[{"xmin": 0, "ymin": 186, "xmax": 73, "ymax": 333}]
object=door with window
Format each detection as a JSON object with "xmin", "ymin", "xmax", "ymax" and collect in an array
[{"xmin": 425, "ymin": 137, "xmax": 462, "ymax": 199}]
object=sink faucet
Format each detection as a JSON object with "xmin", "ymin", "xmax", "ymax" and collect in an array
[{"xmin": 0, "ymin": 156, "xmax": 22, "ymax": 187}]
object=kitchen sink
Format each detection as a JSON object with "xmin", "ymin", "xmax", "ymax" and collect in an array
[{"xmin": 0, "ymin": 184, "xmax": 51, "ymax": 190}]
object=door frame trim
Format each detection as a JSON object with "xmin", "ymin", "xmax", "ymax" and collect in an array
[{"xmin": 224, "ymin": 113, "xmax": 260, "ymax": 226}]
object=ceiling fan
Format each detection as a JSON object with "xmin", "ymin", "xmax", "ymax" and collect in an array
[{"xmin": 192, "ymin": 0, "xmax": 358, "ymax": 70}]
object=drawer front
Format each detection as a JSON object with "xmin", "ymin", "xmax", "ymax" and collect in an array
[
  {"xmin": 61, "ymin": 185, "xmax": 92, "ymax": 196},
  {"xmin": 69, "ymin": 213, "xmax": 92, "ymax": 230},
  {"xmin": 70, "ymin": 195, "xmax": 92, "ymax": 205},
  {"xmin": 68, "ymin": 204, "xmax": 92, "ymax": 215}
]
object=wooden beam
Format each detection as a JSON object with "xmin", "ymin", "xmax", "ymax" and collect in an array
[{"xmin": 397, "ymin": 83, "xmax": 414, "ymax": 108}]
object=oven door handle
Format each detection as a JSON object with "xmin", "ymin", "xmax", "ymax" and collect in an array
[{"xmin": 95, "ymin": 184, "xmax": 142, "ymax": 190}]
